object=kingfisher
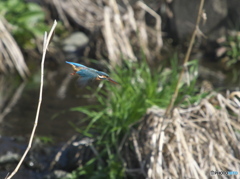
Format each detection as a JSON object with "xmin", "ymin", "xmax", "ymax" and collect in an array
[{"xmin": 66, "ymin": 61, "xmax": 119, "ymax": 87}]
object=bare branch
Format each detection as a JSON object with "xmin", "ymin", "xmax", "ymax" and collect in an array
[
  {"xmin": 5, "ymin": 20, "xmax": 57, "ymax": 179},
  {"xmin": 165, "ymin": 0, "xmax": 205, "ymax": 117}
]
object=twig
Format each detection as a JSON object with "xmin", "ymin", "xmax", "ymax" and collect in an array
[
  {"xmin": 131, "ymin": 129, "xmax": 147, "ymax": 177},
  {"xmin": 164, "ymin": 0, "xmax": 205, "ymax": 117},
  {"xmin": 5, "ymin": 20, "xmax": 57, "ymax": 179},
  {"xmin": 0, "ymin": 82, "xmax": 26, "ymax": 123}
]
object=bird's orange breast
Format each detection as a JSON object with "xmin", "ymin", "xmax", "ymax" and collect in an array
[{"xmin": 70, "ymin": 64, "xmax": 84, "ymax": 72}]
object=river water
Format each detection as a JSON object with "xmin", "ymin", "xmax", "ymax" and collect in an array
[
  {"xmin": 0, "ymin": 61, "xmax": 95, "ymax": 143},
  {"xmin": 0, "ymin": 60, "xmax": 103, "ymax": 178}
]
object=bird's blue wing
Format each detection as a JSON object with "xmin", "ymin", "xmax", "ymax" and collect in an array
[
  {"xmin": 77, "ymin": 76, "xmax": 93, "ymax": 87},
  {"xmin": 86, "ymin": 68, "xmax": 109, "ymax": 77},
  {"xmin": 76, "ymin": 69, "xmax": 97, "ymax": 77},
  {"xmin": 66, "ymin": 61, "xmax": 87, "ymax": 68},
  {"xmin": 76, "ymin": 69, "xmax": 98, "ymax": 87}
]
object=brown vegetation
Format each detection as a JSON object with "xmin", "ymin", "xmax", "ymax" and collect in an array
[
  {"xmin": 45, "ymin": 0, "xmax": 162, "ymax": 66},
  {"xmin": 0, "ymin": 17, "xmax": 29, "ymax": 79},
  {"xmin": 126, "ymin": 92, "xmax": 240, "ymax": 178}
]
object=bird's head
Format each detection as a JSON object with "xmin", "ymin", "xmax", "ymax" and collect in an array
[
  {"xmin": 97, "ymin": 75, "xmax": 119, "ymax": 84},
  {"xmin": 96, "ymin": 75, "xmax": 108, "ymax": 80}
]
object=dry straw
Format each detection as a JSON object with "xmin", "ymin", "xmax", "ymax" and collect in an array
[
  {"xmin": 0, "ymin": 17, "xmax": 30, "ymax": 80},
  {"xmin": 45, "ymin": 0, "xmax": 162, "ymax": 65},
  {"xmin": 127, "ymin": 92, "xmax": 240, "ymax": 178}
]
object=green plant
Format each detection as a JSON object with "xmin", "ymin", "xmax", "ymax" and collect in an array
[
  {"xmin": 218, "ymin": 31, "xmax": 240, "ymax": 68},
  {"xmin": 224, "ymin": 32, "xmax": 240, "ymax": 67},
  {"xmin": 69, "ymin": 57, "xmax": 201, "ymax": 178},
  {"xmin": 37, "ymin": 136, "xmax": 53, "ymax": 144},
  {"xmin": 216, "ymin": 31, "xmax": 240, "ymax": 83},
  {"xmin": 0, "ymin": 0, "xmax": 48, "ymax": 49}
]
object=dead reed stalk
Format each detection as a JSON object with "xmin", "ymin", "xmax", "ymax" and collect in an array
[
  {"xmin": 0, "ymin": 17, "xmax": 30, "ymax": 80},
  {"xmin": 5, "ymin": 20, "xmax": 57, "ymax": 179},
  {"xmin": 165, "ymin": 0, "xmax": 205, "ymax": 117},
  {"xmin": 45, "ymin": 0, "xmax": 162, "ymax": 65}
]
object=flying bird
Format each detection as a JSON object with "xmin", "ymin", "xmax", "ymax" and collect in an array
[{"xmin": 66, "ymin": 61, "xmax": 119, "ymax": 87}]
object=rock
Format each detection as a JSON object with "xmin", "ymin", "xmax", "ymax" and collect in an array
[
  {"xmin": 50, "ymin": 136, "xmax": 94, "ymax": 172},
  {"xmin": 227, "ymin": 0, "xmax": 240, "ymax": 28},
  {"xmin": 43, "ymin": 170, "xmax": 70, "ymax": 179},
  {"xmin": 0, "ymin": 136, "xmax": 24, "ymax": 166},
  {"xmin": 0, "ymin": 151, "xmax": 20, "ymax": 164},
  {"xmin": 62, "ymin": 32, "xmax": 89, "ymax": 53}
]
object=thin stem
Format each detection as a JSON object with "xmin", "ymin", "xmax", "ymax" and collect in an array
[
  {"xmin": 5, "ymin": 20, "xmax": 57, "ymax": 179},
  {"xmin": 165, "ymin": 0, "xmax": 205, "ymax": 117}
]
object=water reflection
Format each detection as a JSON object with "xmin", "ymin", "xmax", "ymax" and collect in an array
[{"xmin": 0, "ymin": 76, "xmax": 26, "ymax": 123}]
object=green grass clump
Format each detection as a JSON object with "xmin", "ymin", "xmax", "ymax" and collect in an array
[
  {"xmin": 69, "ymin": 57, "xmax": 201, "ymax": 178},
  {"xmin": 216, "ymin": 31, "xmax": 240, "ymax": 83},
  {"xmin": 224, "ymin": 32, "xmax": 240, "ymax": 67}
]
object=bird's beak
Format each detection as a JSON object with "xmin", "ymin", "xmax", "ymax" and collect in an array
[{"xmin": 107, "ymin": 78, "xmax": 119, "ymax": 85}]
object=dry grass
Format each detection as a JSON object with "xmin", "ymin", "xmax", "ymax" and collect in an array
[
  {"xmin": 126, "ymin": 92, "xmax": 240, "ymax": 178},
  {"xmin": 0, "ymin": 17, "xmax": 29, "ymax": 79},
  {"xmin": 45, "ymin": 0, "xmax": 162, "ymax": 66}
]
